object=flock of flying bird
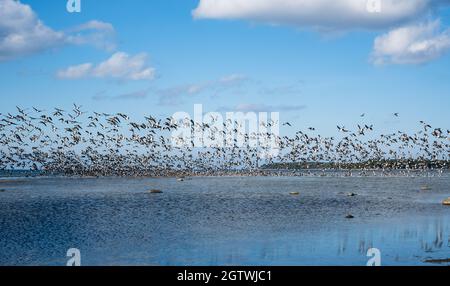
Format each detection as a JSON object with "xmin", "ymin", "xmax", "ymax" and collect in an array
[{"xmin": 0, "ymin": 105, "xmax": 449, "ymax": 177}]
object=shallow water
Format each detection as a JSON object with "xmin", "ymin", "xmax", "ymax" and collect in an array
[{"xmin": 0, "ymin": 175, "xmax": 449, "ymax": 266}]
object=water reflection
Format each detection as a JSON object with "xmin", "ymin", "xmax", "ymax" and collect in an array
[{"xmin": 0, "ymin": 176, "xmax": 448, "ymax": 265}]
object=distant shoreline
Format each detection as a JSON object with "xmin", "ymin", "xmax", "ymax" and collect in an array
[{"xmin": 262, "ymin": 160, "xmax": 450, "ymax": 170}]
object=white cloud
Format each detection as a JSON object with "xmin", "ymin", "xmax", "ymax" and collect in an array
[
  {"xmin": 0, "ymin": 0, "xmax": 115, "ymax": 61},
  {"xmin": 66, "ymin": 20, "xmax": 116, "ymax": 52},
  {"xmin": 371, "ymin": 20, "xmax": 450, "ymax": 64},
  {"xmin": 57, "ymin": 52, "xmax": 156, "ymax": 81},
  {"xmin": 56, "ymin": 63, "xmax": 93, "ymax": 79},
  {"xmin": 193, "ymin": 0, "xmax": 448, "ymax": 30},
  {"xmin": 193, "ymin": 0, "xmax": 450, "ymax": 65},
  {"xmin": 72, "ymin": 20, "xmax": 115, "ymax": 33},
  {"xmin": 0, "ymin": 0, "xmax": 64, "ymax": 61}
]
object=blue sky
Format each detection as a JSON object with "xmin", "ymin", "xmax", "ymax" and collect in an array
[{"xmin": 1, "ymin": 0, "xmax": 450, "ymax": 137}]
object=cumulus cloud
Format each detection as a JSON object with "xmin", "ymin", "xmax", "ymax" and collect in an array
[
  {"xmin": 192, "ymin": 0, "xmax": 450, "ymax": 30},
  {"xmin": 193, "ymin": 0, "xmax": 450, "ymax": 64},
  {"xmin": 0, "ymin": 0, "xmax": 115, "ymax": 61},
  {"xmin": 57, "ymin": 52, "xmax": 156, "ymax": 81},
  {"xmin": 371, "ymin": 20, "xmax": 450, "ymax": 64},
  {"xmin": 0, "ymin": 0, "xmax": 64, "ymax": 61}
]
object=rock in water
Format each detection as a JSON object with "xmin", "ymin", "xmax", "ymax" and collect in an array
[
  {"xmin": 149, "ymin": 189, "xmax": 163, "ymax": 194},
  {"xmin": 347, "ymin": 192, "xmax": 357, "ymax": 197},
  {"xmin": 345, "ymin": 214, "xmax": 355, "ymax": 219},
  {"xmin": 443, "ymin": 198, "xmax": 450, "ymax": 206}
]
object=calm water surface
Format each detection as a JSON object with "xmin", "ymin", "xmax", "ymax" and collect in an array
[{"xmin": 0, "ymin": 175, "xmax": 449, "ymax": 266}]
